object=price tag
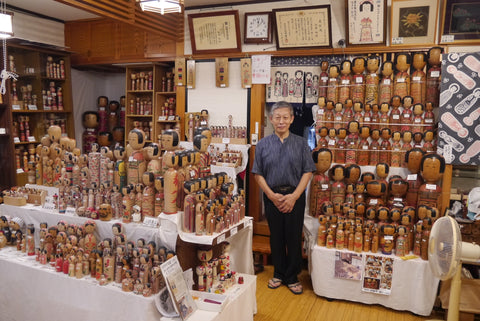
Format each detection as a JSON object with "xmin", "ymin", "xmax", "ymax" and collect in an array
[
  {"xmin": 430, "ymin": 71, "xmax": 440, "ymax": 78},
  {"xmin": 425, "ymin": 119, "xmax": 433, "ymax": 123},
  {"xmin": 128, "ymin": 156, "xmax": 134, "ymax": 161},
  {"xmin": 364, "ymin": 117, "xmax": 371, "ymax": 122},
  {"xmin": 13, "ymin": 137, "xmax": 20, "ymax": 143},
  {"xmin": 335, "ymin": 116, "xmax": 342, "ymax": 121},
  {"xmin": 158, "ymin": 116, "xmax": 167, "ymax": 121},
  {"xmin": 178, "ymin": 82, "xmax": 183, "ymax": 86},
  {"xmin": 393, "ymin": 115, "xmax": 400, "ymax": 120},
  {"xmin": 99, "ymin": 107, "xmax": 105, "ymax": 111},
  {"xmin": 426, "ymin": 184, "xmax": 437, "ymax": 190},
  {"xmin": 28, "ymin": 105, "xmax": 37, "ymax": 110},
  {"xmin": 167, "ymin": 116, "xmax": 176, "ymax": 121},
  {"xmin": 321, "ymin": 184, "xmax": 329, "ymax": 190},
  {"xmin": 321, "ymin": 77, "xmax": 328, "ymax": 81},
  {"xmin": 230, "ymin": 226, "xmax": 238, "ymax": 236},
  {"xmin": 222, "ymin": 138, "xmax": 230, "ymax": 144},
  {"xmin": 317, "ymin": 109, "xmax": 324, "ymax": 115},
  {"xmin": 28, "ymin": 136, "xmax": 36, "ymax": 142},
  {"xmin": 404, "ymin": 114, "xmax": 410, "ymax": 118},
  {"xmin": 397, "ymin": 78, "xmax": 405, "ymax": 83},
  {"xmin": 392, "ymin": 37, "xmax": 404, "ymax": 45},
  {"xmin": 0, "ymin": 128, "xmax": 5, "ymax": 134},
  {"xmin": 16, "ymin": 168, "xmax": 24, "ymax": 173},
  {"xmin": 12, "ymin": 105, "xmax": 21, "ymax": 110},
  {"xmin": 384, "ymin": 79, "xmax": 391, "ymax": 85},
  {"xmin": 220, "ymin": 84, "xmax": 226, "ymax": 88},
  {"xmin": 356, "ymin": 77, "xmax": 363, "ymax": 83},
  {"xmin": 65, "ymin": 207, "xmax": 76, "ymax": 216},
  {"xmin": 217, "ymin": 233, "xmax": 226, "ymax": 244},
  {"xmin": 384, "ymin": 235, "xmax": 394, "ymax": 240},
  {"xmin": 369, "ymin": 199, "xmax": 378, "ymax": 205},
  {"xmin": 330, "ymin": 78, "xmax": 337, "ymax": 82},
  {"xmin": 143, "ymin": 217, "xmax": 159, "ymax": 228},
  {"xmin": 44, "ymin": 106, "xmax": 51, "ymax": 111},
  {"xmin": 328, "ymin": 140, "xmax": 335, "ymax": 146},
  {"xmin": 394, "ymin": 198, "xmax": 403, "ymax": 202},
  {"xmin": 441, "ymin": 35, "xmax": 455, "ymax": 43},
  {"xmin": 407, "ymin": 174, "xmax": 417, "ymax": 181},
  {"xmin": 342, "ymin": 80, "xmax": 350, "ymax": 85},
  {"xmin": 413, "ymin": 76, "xmax": 421, "ymax": 81},
  {"xmin": 415, "ymin": 118, "xmax": 422, "ymax": 123},
  {"xmin": 362, "ymin": 145, "xmax": 369, "ymax": 150},
  {"xmin": 187, "ymin": 86, "xmax": 193, "ymax": 89},
  {"xmin": 244, "ymin": 85, "xmax": 251, "ymax": 88}
]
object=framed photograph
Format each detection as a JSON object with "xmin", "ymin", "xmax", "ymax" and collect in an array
[
  {"xmin": 188, "ymin": 10, "xmax": 241, "ymax": 55},
  {"xmin": 345, "ymin": 0, "xmax": 387, "ymax": 46},
  {"xmin": 390, "ymin": 0, "xmax": 439, "ymax": 46},
  {"xmin": 273, "ymin": 5, "xmax": 332, "ymax": 50},
  {"xmin": 440, "ymin": 0, "xmax": 480, "ymax": 44},
  {"xmin": 244, "ymin": 12, "xmax": 273, "ymax": 44}
]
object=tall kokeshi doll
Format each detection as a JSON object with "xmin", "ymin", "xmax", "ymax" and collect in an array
[
  {"xmin": 98, "ymin": 96, "xmax": 108, "ymax": 133},
  {"xmin": 194, "ymin": 126, "xmax": 212, "ymax": 177},
  {"xmin": 160, "ymin": 129, "xmax": 179, "ymax": 174},
  {"xmin": 405, "ymin": 148, "xmax": 425, "ymax": 207},
  {"xmin": 393, "ymin": 53, "xmax": 411, "ymax": 99},
  {"xmin": 142, "ymin": 172, "xmax": 155, "ymax": 218},
  {"xmin": 164, "ymin": 152, "xmax": 179, "ymax": 214},
  {"xmin": 82, "ymin": 111, "xmax": 99, "ymax": 154},
  {"xmin": 426, "ymin": 47, "xmax": 442, "ymax": 107},
  {"xmin": 310, "ymin": 148, "xmax": 332, "ymax": 217},
  {"xmin": 154, "ymin": 176, "xmax": 164, "ymax": 216},
  {"xmin": 418, "ymin": 153, "xmax": 445, "ymax": 211},
  {"xmin": 114, "ymin": 146, "xmax": 127, "ymax": 191},
  {"xmin": 145, "ymin": 143, "xmax": 162, "ymax": 177},
  {"xmin": 410, "ymin": 52, "xmax": 427, "ymax": 105},
  {"xmin": 88, "ymin": 143, "xmax": 101, "ymax": 187},
  {"xmin": 127, "ymin": 129, "xmax": 146, "ymax": 185}
]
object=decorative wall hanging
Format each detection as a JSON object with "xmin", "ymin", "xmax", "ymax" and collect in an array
[
  {"xmin": 345, "ymin": 0, "xmax": 387, "ymax": 46},
  {"xmin": 440, "ymin": 0, "xmax": 480, "ymax": 44}
]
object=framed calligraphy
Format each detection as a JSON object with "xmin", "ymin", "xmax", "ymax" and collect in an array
[
  {"xmin": 390, "ymin": 0, "xmax": 439, "ymax": 46},
  {"xmin": 273, "ymin": 5, "xmax": 332, "ymax": 50},
  {"xmin": 440, "ymin": 0, "xmax": 480, "ymax": 44},
  {"xmin": 188, "ymin": 10, "xmax": 242, "ymax": 55},
  {"xmin": 345, "ymin": 0, "xmax": 387, "ymax": 46}
]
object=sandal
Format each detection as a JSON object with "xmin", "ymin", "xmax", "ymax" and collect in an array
[
  {"xmin": 268, "ymin": 277, "xmax": 282, "ymax": 289},
  {"xmin": 287, "ymin": 282, "xmax": 303, "ymax": 295}
]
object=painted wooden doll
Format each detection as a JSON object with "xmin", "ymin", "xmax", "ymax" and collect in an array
[
  {"xmin": 324, "ymin": 100, "xmax": 335, "ymax": 129},
  {"xmin": 127, "ymin": 129, "xmax": 146, "ymax": 185},
  {"xmin": 330, "ymin": 165, "xmax": 346, "ymax": 206},
  {"xmin": 357, "ymin": 126, "xmax": 370, "ymax": 166},
  {"xmin": 365, "ymin": 54, "xmax": 380, "ymax": 106},
  {"xmin": 335, "ymin": 128, "xmax": 347, "ymax": 164},
  {"xmin": 346, "ymin": 121, "xmax": 359, "ymax": 164},
  {"xmin": 379, "ymin": 61, "xmax": 394, "ymax": 104},
  {"xmin": 326, "ymin": 65, "xmax": 340, "ymax": 104},
  {"xmin": 405, "ymin": 148, "xmax": 425, "ymax": 207},
  {"xmin": 391, "ymin": 131, "xmax": 403, "ymax": 167},
  {"xmin": 369, "ymin": 129, "xmax": 380, "ymax": 166},
  {"xmin": 310, "ymin": 148, "xmax": 332, "ymax": 217},
  {"xmin": 411, "ymin": 103, "xmax": 425, "ymax": 134},
  {"xmin": 379, "ymin": 128, "xmax": 392, "ymax": 165},
  {"xmin": 142, "ymin": 172, "xmax": 155, "ymax": 218},
  {"xmin": 389, "ymin": 95, "xmax": 401, "ymax": 133},
  {"xmin": 417, "ymin": 154, "xmax": 445, "ymax": 211},
  {"xmin": 319, "ymin": 60, "xmax": 329, "ymax": 98},
  {"xmin": 351, "ymin": 57, "xmax": 366, "ymax": 103},
  {"xmin": 339, "ymin": 60, "xmax": 352, "ymax": 104},
  {"xmin": 164, "ymin": 152, "xmax": 179, "ymax": 214},
  {"xmin": 400, "ymin": 95, "xmax": 414, "ymax": 132},
  {"xmin": 154, "ymin": 176, "xmax": 164, "ymax": 216},
  {"xmin": 426, "ymin": 47, "xmax": 442, "ymax": 107},
  {"xmin": 410, "ymin": 52, "xmax": 427, "ymax": 105},
  {"xmin": 334, "ymin": 103, "xmax": 344, "ymax": 131},
  {"xmin": 353, "ymin": 102, "xmax": 364, "ymax": 126},
  {"xmin": 393, "ymin": 53, "xmax": 411, "ymax": 99}
]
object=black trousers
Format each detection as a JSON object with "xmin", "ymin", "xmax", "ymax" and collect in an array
[{"xmin": 264, "ymin": 190, "xmax": 305, "ymax": 285}]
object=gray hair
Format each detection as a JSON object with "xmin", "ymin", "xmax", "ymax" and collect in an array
[{"xmin": 269, "ymin": 101, "xmax": 294, "ymax": 117}]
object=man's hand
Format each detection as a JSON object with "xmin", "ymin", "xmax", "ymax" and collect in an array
[{"xmin": 276, "ymin": 193, "xmax": 297, "ymax": 213}]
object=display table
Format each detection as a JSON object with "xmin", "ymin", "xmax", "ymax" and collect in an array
[
  {"xmin": 161, "ymin": 274, "xmax": 257, "ymax": 321},
  {"xmin": 310, "ymin": 245, "xmax": 440, "ymax": 316}
]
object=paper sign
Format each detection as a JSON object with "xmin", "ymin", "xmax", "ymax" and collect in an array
[{"xmin": 252, "ymin": 55, "xmax": 271, "ymax": 84}]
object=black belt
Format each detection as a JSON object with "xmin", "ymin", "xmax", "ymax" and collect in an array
[{"xmin": 272, "ymin": 185, "xmax": 295, "ymax": 194}]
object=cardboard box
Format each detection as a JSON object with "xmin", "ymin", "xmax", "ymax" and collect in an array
[{"xmin": 439, "ymin": 278, "xmax": 480, "ymax": 314}]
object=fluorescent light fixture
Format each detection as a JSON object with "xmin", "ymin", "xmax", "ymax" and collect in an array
[
  {"xmin": 138, "ymin": 0, "xmax": 183, "ymax": 15},
  {"xmin": 0, "ymin": 12, "xmax": 13, "ymax": 39}
]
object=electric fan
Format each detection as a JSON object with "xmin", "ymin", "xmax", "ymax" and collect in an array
[{"xmin": 428, "ymin": 215, "xmax": 480, "ymax": 321}]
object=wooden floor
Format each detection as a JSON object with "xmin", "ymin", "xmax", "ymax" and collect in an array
[{"xmin": 254, "ymin": 265, "xmax": 445, "ymax": 321}]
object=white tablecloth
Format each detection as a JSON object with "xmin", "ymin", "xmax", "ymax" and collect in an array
[{"xmin": 310, "ymin": 245, "xmax": 440, "ymax": 316}]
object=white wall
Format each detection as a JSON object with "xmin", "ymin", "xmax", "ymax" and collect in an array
[{"xmin": 12, "ymin": 10, "xmax": 64, "ymax": 48}]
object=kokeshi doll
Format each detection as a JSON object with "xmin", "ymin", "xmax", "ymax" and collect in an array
[
  {"xmin": 317, "ymin": 216, "xmax": 328, "ymax": 246},
  {"xmin": 354, "ymin": 224, "xmax": 363, "ymax": 253},
  {"xmin": 370, "ymin": 104, "xmax": 380, "ymax": 130},
  {"xmin": 52, "ymin": 146, "xmax": 63, "ymax": 187},
  {"xmin": 324, "ymin": 100, "xmax": 335, "ymax": 129},
  {"xmin": 316, "ymin": 97, "xmax": 327, "ymax": 128},
  {"xmin": 423, "ymin": 102, "xmax": 435, "ymax": 132},
  {"xmin": 335, "ymin": 128, "xmax": 347, "ymax": 164},
  {"xmin": 343, "ymin": 99, "xmax": 354, "ymax": 124},
  {"xmin": 111, "ymin": 185, "xmax": 123, "ymax": 219},
  {"xmin": 154, "ymin": 176, "xmax": 164, "ymax": 216},
  {"xmin": 326, "ymin": 227, "xmax": 335, "ymax": 249},
  {"xmin": 127, "ymin": 129, "xmax": 146, "ymax": 185},
  {"xmin": 327, "ymin": 65, "xmax": 340, "ymax": 104},
  {"xmin": 381, "ymin": 224, "xmax": 395, "ymax": 255},
  {"xmin": 142, "ymin": 172, "xmax": 155, "ymax": 218},
  {"xmin": 388, "ymin": 178, "xmax": 408, "ymax": 210},
  {"xmin": 391, "ymin": 131, "xmax": 403, "ymax": 167},
  {"xmin": 114, "ymin": 146, "xmax": 127, "ymax": 191},
  {"xmin": 336, "ymin": 222, "xmax": 345, "ymax": 250},
  {"xmin": 395, "ymin": 226, "xmax": 407, "ymax": 257},
  {"xmin": 195, "ymin": 191, "xmax": 205, "ymax": 236},
  {"xmin": 26, "ymin": 224, "xmax": 35, "ymax": 256},
  {"xmin": 354, "ymin": 182, "xmax": 366, "ymax": 205},
  {"xmin": 98, "ymin": 96, "xmax": 108, "ymax": 133},
  {"xmin": 164, "ymin": 152, "xmax": 179, "ymax": 214},
  {"xmin": 379, "ymin": 61, "xmax": 394, "ymax": 104},
  {"xmin": 145, "ymin": 143, "xmax": 162, "ymax": 177},
  {"xmin": 333, "ymin": 103, "xmax": 344, "ymax": 131},
  {"xmin": 99, "ymin": 146, "xmax": 112, "ymax": 186},
  {"xmin": 330, "ymin": 165, "xmax": 346, "ymax": 206},
  {"xmin": 176, "ymin": 151, "xmax": 189, "ymax": 211},
  {"xmin": 339, "ymin": 60, "xmax": 352, "ymax": 104},
  {"xmin": 393, "ymin": 53, "xmax": 411, "ymax": 99},
  {"xmin": 365, "ymin": 54, "xmax": 380, "ymax": 106},
  {"xmin": 346, "ymin": 121, "xmax": 359, "ymax": 164},
  {"xmin": 413, "ymin": 132, "xmax": 424, "ymax": 149},
  {"xmin": 369, "ymin": 129, "xmax": 381, "ymax": 166},
  {"xmin": 423, "ymin": 130, "xmax": 436, "ymax": 153},
  {"xmin": 389, "ymin": 95, "xmax": 401, "ymax": 132},
  {"xmin": 417, "ymin": 154, "xmax": 445, "ymax": 211},
  {"xmin": 426, "ymin": 47, "xmax": 442, "ymax": 107},
  {"xmin": 82, "ymin": 111, "xmax": 99, "ymax": 154},
  {"xmin": 345, "ymin": 164, "xmax": 361, "ymax": 187},
  {"xmin": 108, "ymin": 100, "xmax": 119, "ymax": 132},
  {"xmin": 310, "ymin": 148, "xmax": 332, "ymax": 217},
  {"xmin": 88, "ymin": 143, "xmax": 101, "ymax": 187},
  {"xmin": 410, "ymin": 52, "xmax": 427, "ymax": 105},
  {"xmin": 366, "ymin": 180, "xmax": 386, "ymax": 208},
  {"xmin": 405, "ymin": 148, "xmax": 425, "ymax": 207},
  {"xmin": 183, "ymin": 181, "xmax": 197, "ymax": 232},
  {"xmin": 411, "ymin": 103, "xmax": 424, "ymax": 134},
  {"xmin": 379, "ymin": 128, "xmax": 392, "ymax": 165},
  {"xmin": 194, "ymin": 126, "xmax": 212, "ymax": 177},
  {"xmin": 351, "ymin": 57, "xmax": 366, "ymax": 103},
  {"xmin": 400, "ymin": 96, "xmax": 414, "ymax": 132},
  {"xmin": 357, "ymin": 126, "xmax": 370, "ymax": 165},
  {"xmin": 316, "ymin": 127, "xmax": 329, "ymax": 149},
  {"xmin": 122, "ymin": 186, "xmax": 133, "ymax": 223},
  {"xmin": 319, "ymin": 60, "xmax": 329, "ymax": 98},
  {"xmin": 353, "ymin": 102, "xmax": 364, "ymax": 126},
  {"xmin": 364, "ymin": 104, "xmax": 373, "ymax": 127}
]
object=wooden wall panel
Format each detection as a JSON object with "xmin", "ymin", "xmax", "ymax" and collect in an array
[
  {"xmin": 117, "ymin": 23, "xmax": 146, "ymax": 60},
  {"xmin": 89, "ymin": 21, "xmax": 116, "ymax": 60}
]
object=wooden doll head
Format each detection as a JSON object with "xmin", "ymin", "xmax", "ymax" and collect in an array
[
  {"xmin": 377, "ymin": 207, "xmax": 390, "ymax": 221},
  {"xmin": 401, "ymin": 132, "xmax": 412, "ymax": 144},
  {"xmin": 381, "ymin": 61, "xmax": 393, "ymax": 77},
  {"xmin": 165, "ymin": 153, "xmax": 179, "ymax": 169},
  {"xmin": 128, "ymin": 129, "xmax": 145, "ymax": 151},
  {"xmin": 346, "ymin": 184, "xmax": 354, "ymax": 194},
  {"xmin": 424, "ymin": 130, "xmax": 434, "ymax": 143},
  {"xmin": 161, "ymin": 129, "xmax": 179, "ymax": 151},
  {"xmin": 380, "ymin": 128, "xmax": 391, "ymax": 140},
  {"xmin": 391, "ymin": 131, "xmax": 401, "ymax": 142},
  {"xmin": 427, "ymin": 207, "xmax": 440, "ymax": 221},
  {"xmin": 48, "ymin": 125, "xmax": 62, "ymax": 144},
  {"xmin": 340, "ymin": 60, "xmax": 352, "ymax": 75},
  {"xmin": 330, "ymin": 164, "xmax": 345, "ymax": 182},
  {"xmin": 335, "ymin": 103, "xmax": 343, "ymax": 112},
  {"xmin": 333, "ymin": 202, "xmax": 343, "ymax": 214},
  {"xmin": 353, "ymin": 102, "xmax": 363, "ymax": 113},
  {"xmin": 376, "ymin": 163, "xmax": 389, "ymax": 180},
  {"xmin": 318, "ymin": 127, "xmax": 328, "ymax": 138},
  {"xmin": 326, "ymin": 100, "xmax": 335, "ymax": 110},
  {"xmin": 322, "ymin": 201, "xmax": 334, "ymax": 215},
  {"xmin": 400, "ymin": 213, "xmax": 412, "ymax": 226},
  {"xmin": 98, "ymin": 96, "xmax": 108, "ymax": 107},
  {"xmin": 371, "ymin": 129, "xmax": 380, "ymax": 141},
  {"xmin": 348, "ymin": 121, "xmax": 359, "ymax": 134},
  {"xmin": 391, "ymin": 95, "xmax": 401, "ymax": 108},
  {"xmin": 114, "ymin": 146, "xmax": 126, "ymax": 161},
  {"xmin": 329, "ymin": 65, "xmax": 340, "ymax": 78},
  {"xmin": 356, "ymin": 181, "xmax": 365, "ymax": 193},
  {"xmin": 337, "ymin": 128, "xmax": 347, "ymax": 139},
  {"xmin": 312, "ymin": 148, "xmax": 332, "ymax": 174},
  {"xmin": 397, "ymin": 225, "xmax": 407, "ymax": 237},
  {"xmin": 360, "ymin": 126, "xmax": 370, "ymax": 139},
  {"xmin": 112, "ymin": 127, "xmax": 125, "ymax": 144},
  {"xmin": 420, "ymin": 153, "xmax": 445, "ymax": 182},
  {"xmin": 394, "ymin": 53, "xmax": 411, "ymax": 72},
  {"xmin": 366, "ymin": 180, "xmax": 386, "ymax": 197},
  {"xmin": 428, "ymin": 47, "xmax": 443, "ymax": 66},
  {"xmin": 364, "ymin": 104, "xmax": 371, "ymax": 112},
  {"xmin": 366, "ymin": 207, "xmax": 376, "ymax": 220},
  {"xmin": 417, "ymin": 205, "xmax": 429, "ymax": 220},
  {"xmin": 389, "ymin": 178, "xmax": 408, "ymax": 197},
  {"xmin": 391, "ymin": 208, "xmax": 402, "ymax": 222},
  {"xmin": 321, "ymin": 60, "xmax": 329, "ymax": 72},
  {"xmin": 413, "ymin": 52, "xmax": 427, "ymax": 71},
  {"xmin": 402, "ymin": 95, "xmax": 413, "ymax": 109},
  {"xmin": 345, "ymin": 164, "xmax": 361, "ymax": 184},
  {"xmin": 413, "ymin": 132, "xmax": 424, "ymax": 145},
  {"xmin": 380, "ymin": 102, "xmax": 389, "ymax": 114},
  {"xmin": 328, "ymin": 128, "xmax": 337, "ymax": 139},
  {"xmin": 352, "ymin": 57, "xmax": 366, "ymax": 74},
  {"xmin": 345, "ymin": 99, "xmax": 353, "ymax": 109},
  {"xmin": 194, "ymin": 126, "xmax": 212, "ymax": 146},
  {"xmin": 109, "ymin": 100, "xmax": 120, "ymax": 112},
  {"xmin": 425, "ymin": 101, "xmax": 433, "ymax": 112},
  {"xmin": 98, "ymin": 132, "xmax": 113, "ymax": 147},
  {"xmin": 193, "ymin": 134, "xmax": 209, "ymax": 153},
  {"xmin": 142, "ymin": 172, "xmax": 154, "ymax": 187},
  {"xmin": 318, "ymin": 96, "xmax": 326, "ymax": 107},
  {"xmin": 361, "ymin": 172, "xmax": 375, "ymax": 184},
  {"xmin": 367, "ymin": 55, "xmax": 380, "ymax": 73},
  {"xmin": 372, "ymin": 104, "xmax": 379, "ymax": 113},
  {"xmin": 154, "ymin": 176, "xmax": 164, "ymax": 191},
  {"xmin": 413, "ymin": 103, "xmax": 424, "ymax": 116},
  {"xmin": 422, "ymin": 217, "xmax": 433, "ymax": 230},
  {"xmin": 83, "ymin": 111, "xmax": 99, "ymax": 129},
  {"xmin": 355, "ymin": 202, "xmax": 366, "ymax": 217}
]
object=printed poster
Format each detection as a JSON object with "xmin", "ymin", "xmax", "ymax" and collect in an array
[
  {"xmin": 362, "ymin": 254, "xmax": 394, "ymax": 295},
  {"xmin": 334, "ymin": 251, "xmax": 363, "ymax": 280}
]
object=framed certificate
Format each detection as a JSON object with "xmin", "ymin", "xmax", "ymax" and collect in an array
[
  {"xmin": 188, "ymin": 10, "xmax": 242, "ymax": 55},
  {"xmin": 273, "ymin": 5, "xmax": 332, "ymax": 50}
]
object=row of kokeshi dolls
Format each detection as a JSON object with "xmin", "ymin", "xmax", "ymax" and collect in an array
[
  {"xmin": 309, "ymin": 149, "xmax": 446, "ymax": 218},
  {"xmin": 314, "ymin": 122, "xmax": 436, "ymax": 167},
  {"xmin": 315, "ymin": 95, "xmax": 435, "ymax": 135},
  {"xmin": 316, "ymin": 204, "xmax": 438, "ymax": 260},
  {"xmin": 310, "ymin": 48, "xmax": 442, "ymax": 107},
  {"xmin": 0, "ymin": 217, "xmax": 176, "ymax": 296},
  {"xmin": 196, "ymin": 243, "xmax": 238, "ymax": 293}
]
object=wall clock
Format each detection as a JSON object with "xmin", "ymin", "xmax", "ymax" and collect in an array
[{"xmin": 244, "ymin": 12, "xmax": 272, "ymax": 44}]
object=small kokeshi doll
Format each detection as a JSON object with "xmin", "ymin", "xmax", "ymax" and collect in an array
[
  {"xmin": 393, "ymin": 53, "xmax": 411, "ymax": 99},
  {"xmin": 369, "ymin": 129, "xmax": 381, "ymax": 166},
  {"xmin": 426, "ymin": 47, "xmax": 443, "ymax": 107},
  {"xmin": 330, "ymin": 165, "xmax": 346, "ymax": 206},
  {"xmin": 388, "ymin": 178, "xmax": 408, "ymax": 210},
  {"xmin": 335, "ymin": 128, "xmax": 347, "ymax": 164},
  {"xmin": 334, "ymin": 103, "xmax": 344, "ymax": 130},
  {"xmin": 379, "ymin": 128, "xmax": 392, "ymax": 165},
  {"xmin": 319, "ymin": 60, "xmax": 329, "ymax": 98},
  {"xmin": 423, "ymin": 130, "xmax": 436, "ymax": 153},
  {"xmin": 351, "ymin": 57, "xmax": 366, "ymax": 103},
  {"xmin": 324, "ymin": 100, "xmax": 335, "ymax": 129},
  {"xmin": 355, "ymin": 200, "xmax": 366, "ymax": 218},
  {"xmin": 423, "ymin": 102, "xmax": 435, "ymax": 131},
  {"xmin": 127, "ymin": 129, "xmax": 146, "ymax": 185},
  {"xmin": 375, "ymin": 162, "xmax": 390, "ymax": 195},
  {"xmin": 353, "ymin": 102, "xmax": 364, "ymax": 126},
  {"xmin": 390, "ymin": 131, "xmax": 403, "ymax": 167},
  {"xmin": 366, "ymin": 180, "xmax": 387, "ymax": 208},
  {"xmin": 365, "ymin": 54, "xmax": 380, "ymax": 106},
  {"xmin": 345, "ymin": 121, "xmax": 360, "ymax": 164},
  {"xmin": 381, "ymin": 224, "xmax": 395, "ymax": 255},
  {"xmin": 113, "ymin": 145, "xmax": 127, "ymax": 191},
  {"xmin": 317, "ymin": 215, "xmax": 328, "ymax": 246},
  {"xmin": 345, "ymin": 164, "xmax": 361, "ymax": 186},
  {"xmin": 339, "ymin": 60, "xmax": 352, "ymax": 104},
  {"xmin": 357, "ymin": 126, "xmax": 370, "ymax": 166},
  {"xmin": 405, "ymin": 148, "xmax": 425, "ymax": 207},
  {"xmin": 327, "ymin": 65, "xmax": 340, "ymax": 104},
  {"xmin": 145, "ymin": 143, "xmax": 162, "ymax": 178},
  {"xmin": 411, "ymin": 103, "xmax": 425, "ymax": 134},
  {"xmin": 316, "ymin": 127, "xmax": 329, "ymax": 149},
  {"xmin": 327, "ymin": 128, "xmax": 337, "ymax": 158},
  {"xmin": 395, "ymin": 225, "xmax": 408, "ymax": 257},
  {"xmin": 310, "ymin": 148, "xmax": 332, "ymax": 217},
  {"xmin": 379, "ymin": 61, "xmax": 394, "ymax": 104},
  {"xmin": 82, "ymin": 111, "xmax": 100, "ymax": 154},
  {"xmin": 418, "ymin": 154, "xmax": 445, "ymax": 211},
  {"xmin": 400, "ymin": 95, "xmax": 414, "ymax": 132},
  {"xmin": 410, "ymin": 52, "xmax": 427, "ymax": 105},
  {"xmin": 343, "ymin": 99, "xmax": 354, "ymax": 124},
  {"xmin": 108, "ymin": 100, "xmax": 120, "ymax": 132},
  {"xmin": 164, "ymin": 152, "xmax": 179, "ymax": 214},
  {"xmin": 142, "ymin": 172, "xmax": 155, "ymax": 218}
]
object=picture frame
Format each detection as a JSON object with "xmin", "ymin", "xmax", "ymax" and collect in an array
[
  {"xmin": 390, "ymin": 0, "xmax": 439, "ymax": 46},
  {"xmin": 345, "ymin": 0, "xmax": 387, "ymax": 46},
  {"xmin": 273, "ymin": 5, "xmax": 332, "ymax": 50},
  {"xmin": 188, "ymin": 10, "xmax": 241, "ymax": 55},
  {"xmin": 244, "ymin": 12, "xmax": 273, "ymax": 44},
  {"xmin": 440, "ymin": 0, "xmax": 480, "ymax": 44}
]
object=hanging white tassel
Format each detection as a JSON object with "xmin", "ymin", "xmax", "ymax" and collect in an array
[{"xmin": 0, "ymin": 68, "xmax": 17, "ymax": 95}]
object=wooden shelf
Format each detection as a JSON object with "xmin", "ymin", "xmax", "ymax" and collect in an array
[
  {"xmin": 126, "ymin": 90, "xmax": 154, "ymax": 93},
  {"xmin": 14, "ymin": 141, "xmax": 38, "ymax": 145},
  {"xmin": 126, "ymin": 114, "xmax": 153, "ymax": 117}
]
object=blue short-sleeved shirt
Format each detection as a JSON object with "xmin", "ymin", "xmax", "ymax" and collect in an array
[{"xmin": 251, "ymin": 132, "xmax": 316, "ymax": 188}]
